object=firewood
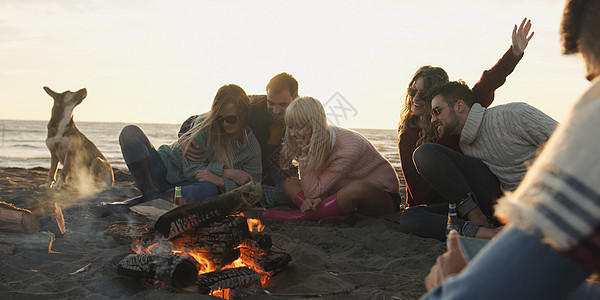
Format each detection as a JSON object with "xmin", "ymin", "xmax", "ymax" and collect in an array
[
  {"xmin": 154, "ymin": 181, "xmax": 262, "ymax": 240},
  {"xmin": 0, "ymin": 231, "xmax": 54, "ymax": 252},
  {"xmin": 195, "ymin": 267, "xmax": 262, "ymax": 294},
  {"xmin": 240, "ymin": 248, "xmax": 292, "ymax": 275},
  {"xmin": 205, "ymin": 248, "xmax": 241, "ymax": 270},
  {"xmin": 172, "ymin": 216, "xmax": 250, "ymax": 253},
  {"xmin": 117, "ymin": 253, "xmax": 198, "ymax": 289},
  {"xmin": 241, "ymin": 232, "xmax": 272, "ymax": 251},
  {"xmin": 0, "ymin": 201, "xmax": 40, "ymax": 233},
  {"xmin": 30, "ymin": 202, "xmax": 65, "ymax": 237}
]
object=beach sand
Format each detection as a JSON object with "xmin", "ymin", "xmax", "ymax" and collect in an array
[{"xmin": 0, "ymin": 167, "xmax": 444, "ymax": 299}]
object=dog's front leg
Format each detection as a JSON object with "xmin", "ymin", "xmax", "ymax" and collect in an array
[{"xmin": 40, "ymin": 154, "xmax": 59, "ymax": 189}]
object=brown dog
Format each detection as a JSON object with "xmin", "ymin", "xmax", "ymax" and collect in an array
[{"xmin": 40, "ymin": 86, "xmax": 114, "ymax": 190}]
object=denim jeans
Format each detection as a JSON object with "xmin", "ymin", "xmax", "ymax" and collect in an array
[
  {"xmin": 421, "ymin": 226, "xmax": 599, "ymax": 299},
  {"xmin": 413, "ymin": 143, "xmax": 502, "ymax": 216},
  {"xmin": 119, "ymin": 125, "xmax": 218, "ymax": 204},
  {"xmin": 398, "ymin": 203, "xmax": 481, "ymax": 240}
]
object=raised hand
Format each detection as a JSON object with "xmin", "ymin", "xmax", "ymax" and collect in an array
[{"xmin": 512, "ymin": 17, "xmax": 535, "ymax": 57}]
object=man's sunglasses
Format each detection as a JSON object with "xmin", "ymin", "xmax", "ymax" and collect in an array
[{"xmin": 217, "ymin": 115, "xmax": 240, "ymax": 124}]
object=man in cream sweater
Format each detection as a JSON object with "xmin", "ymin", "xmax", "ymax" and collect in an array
[{"xmin": 413, "ymin": 81, "xmax": 557, "ymax": 229}]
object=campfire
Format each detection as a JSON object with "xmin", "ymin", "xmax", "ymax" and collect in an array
[{"xmin": 116, "ymin": 182, "xmax": 291, "ymax": 298}]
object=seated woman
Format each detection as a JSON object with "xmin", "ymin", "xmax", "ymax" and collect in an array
[
  {"xmin": 262, "ymin": 97, "xmax": 400, "ymax": 222},
  {"xmin": 397, "ymin": 18, "xmax": 533, "ymax": 240},
  {"xmin": 101, "ymin": 84, "xmax": 262, "ymax": 216}
]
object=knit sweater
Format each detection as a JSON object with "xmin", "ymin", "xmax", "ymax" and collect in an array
[
  {"xmin": 496, "ymin": 79, "xmax": 600, "ymax": 273},
  {"xmin": 157, "ymin": 126, "xmax": 262, "ymax": 193},
  {"xmin": 399, "ymin": 47, "xmax": 523, "ymax": 206},
  {"xmin": 460, "ymin": 102, "xmax": 557, "ymax": 191},
  {"xmin": 299, "ymin": 126, "xmax": 400, "ymax": 199}
]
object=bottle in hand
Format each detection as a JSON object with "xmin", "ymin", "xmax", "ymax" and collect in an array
[{"xmin": 446, "ymin": 202, "xmax": 460, "ymax": 236}]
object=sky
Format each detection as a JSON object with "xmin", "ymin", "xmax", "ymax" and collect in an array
[{"xmin": 0, "ymin": 0, "xmax": 587, "ymax": 129}]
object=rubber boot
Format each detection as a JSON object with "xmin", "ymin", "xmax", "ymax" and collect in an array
[
  {"xmin": 293, "ymin": 191, "xmax": 306, "ymax": 208},
  {"xmin": 99, "ymin": 157, "xmax": 160, "ymax": 217},
  {"xmin": 262, "ymin": 193, "xmax": 348, "ymax": 221}
]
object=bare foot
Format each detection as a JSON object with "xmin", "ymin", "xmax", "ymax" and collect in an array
[{"xmin": 475, "ymin": 226, "xmax": 503, "ymax": 240}]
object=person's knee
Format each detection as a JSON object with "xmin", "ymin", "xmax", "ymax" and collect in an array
[
  {"xmin": 119, "ymin": 125, "xmax": 143, "ymax": 146},
  {"xmin": 413, "ymin": 143, "xmax": 440, "ymax": 165}
]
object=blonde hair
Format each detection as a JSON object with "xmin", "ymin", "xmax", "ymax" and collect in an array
[
  {"xmin": 179, "ymin": 84, "xmax": 250, "ymax": 168},
  {"xmin": 283, "ymin": 97, "xmax": 331, "ymax": 171}
]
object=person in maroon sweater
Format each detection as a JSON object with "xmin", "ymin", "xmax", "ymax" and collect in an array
[{"xmin": 397, "ymin": 18, "xmax": 534, "ymax": 240}]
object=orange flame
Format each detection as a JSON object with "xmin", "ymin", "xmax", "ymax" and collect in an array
[
  {"xmin": 131, "ymin": 214, "xmax": 270, "ymax": 299},
  {"xmin": 246, "ymin": 218, "xmax": 264, "ymax": 232}
]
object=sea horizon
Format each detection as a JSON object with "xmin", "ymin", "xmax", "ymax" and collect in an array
[{"xmin": 0, "ymin": 119, "xmax": 400, "ymax": 170}]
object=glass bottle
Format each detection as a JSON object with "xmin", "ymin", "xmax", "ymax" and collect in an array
[
  {"xmin": 446, "ymin": 202, "xmax": 460, "ymax": 236},
  {"xmin": 174, "ymin": 186, "xmax": 183, "ymax": 205}
]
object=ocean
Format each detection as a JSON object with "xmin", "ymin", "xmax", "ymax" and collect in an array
[{"xmin": 0, "ymin": 119, "xmax": 400, "ymax": 170}]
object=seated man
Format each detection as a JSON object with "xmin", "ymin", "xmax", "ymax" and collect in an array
[
  {"xmin": 180, "ymin": 73, "xmax": 299, "ymax": 207},
  {"xmin": 409, "ymin": 80, "xmax": 557, "ymax": 238}
]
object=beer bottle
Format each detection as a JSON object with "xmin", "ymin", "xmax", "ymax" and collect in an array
[
  {"xmin": 446, "ymin": 202, "xmax": 460, "ymax": 236},
  {"xmin": 174, "ymin": 186, "xmax": 183, "ymax": 205}
]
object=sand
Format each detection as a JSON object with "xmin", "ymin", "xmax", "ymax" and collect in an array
[{"xmin": 0, "ymin": 167, "xmax": 445, "ymax": 299}]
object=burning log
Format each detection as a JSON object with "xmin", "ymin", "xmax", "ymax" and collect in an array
[
  {"xmin": 0, "ymin": 231, "xmax": 54, "ymax": 252},
  {"xmin": 204, "ymin": 248, "xmax": 241, "ymax": 270},
  {"xmin": 117, "ymin": 253, "xmax": 198, "ymax": 289},
  {"xmin": 154, "ymin": 181, "xmax": 262, "ymax": 240},
  {"xmin": 240, "ymin": 248, "xmax": 292, "ymax": 275},
  {"xmin": 196, "ymin": 267, "xmax": 262, "ymax": 294},
  {"xmin": 0, "ymin": 201, "xmax": 40, "ymax": 233},
  {"xmin": 172, "ymin": 216, "xmax": 250, "ymax": 253},
  {"xmin": 241, "ymin": 232, "xmax": 272, "ymax": 251}
]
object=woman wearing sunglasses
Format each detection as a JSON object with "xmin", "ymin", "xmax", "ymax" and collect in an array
[
  {"xmin": 397, "ymin": 18, "xmax": 533, "ymax": 240},
  {"xmin": 261, "ymin": 96, "xmax": 400, "ymax": 222},
  {"xmin": 101, "ymin": 84, "xmax": 261, "ymax": 216}
]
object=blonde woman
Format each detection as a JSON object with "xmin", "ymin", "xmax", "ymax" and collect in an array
[
  {"xmin": 262, "ymin": 97, "xmax": 400, "ymax": 222},
  {"xmin": 101, "ymin": 84, "xmax": 261, "ymax": 216}
]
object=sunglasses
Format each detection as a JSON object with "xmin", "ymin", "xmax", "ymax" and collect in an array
[
  {"xmin": 217, "ymin": 115, "xmax": 239, "ymax": 124},
  {"xmin": 407, "ymin": 87, "xmax": 418, "ymax": 97},
  {"xmin": 431, "ymin": 101, "xmax": 457, "ymax": 117},
  {"xmin": 431, "ymin": 106, "xmax": 444, "ymax": 117}
]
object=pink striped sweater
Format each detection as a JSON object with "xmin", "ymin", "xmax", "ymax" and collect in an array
[{"xmin": 299, "ymin": 126, "xmax": 400, "ymax": 199}]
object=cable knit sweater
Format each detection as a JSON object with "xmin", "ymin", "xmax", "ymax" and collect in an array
[
  {"xmin": 299, "ymin": 126, "xmax": 400, "ymax": 199},
  {"xmin": 496, "ymin": 79, "xmax": 600, "ymax": 273},
  {"xmin": 460, "ymin": 102, "xmax": 557, "ymax": 191}
]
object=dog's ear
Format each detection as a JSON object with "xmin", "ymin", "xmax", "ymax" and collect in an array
[{"xmin": 43, "ymin": 86, "xmax": 59, "ymax": 99}]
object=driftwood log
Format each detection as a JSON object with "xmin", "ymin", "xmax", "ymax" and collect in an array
[
  {"xmin": 196, "ymin": 267, "xmax": 262, "ymax": 294},
  {"xmin": 30, "ymin": 201, "xmax": 66, "ymax": 237},
  {"xmin": 117, "ymin": 253, "xmax": 198, "ymax": 289},
  {"xmin": 154, "ymin": 181, "xmax": 262, "ymax": 240},
  {"xmin": 0, "ymin": 231, "xmax": 55, "ymax": 252},
  {"xmin": 172, "ymin": 216, "xmax": 250, "ymax": 253},
  {"xmin": 0, "ymin": 201, "xmax": 40, "ymax": 233}
]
